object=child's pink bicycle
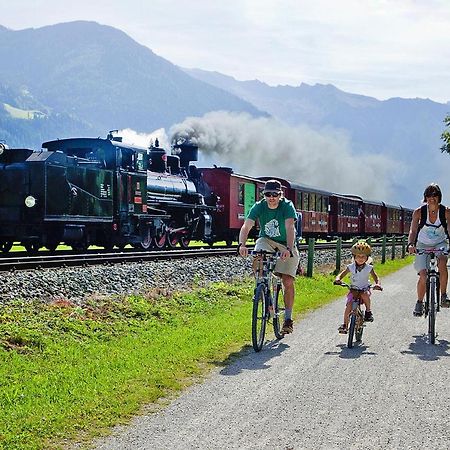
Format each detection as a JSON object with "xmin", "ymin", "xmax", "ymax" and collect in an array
[{"xmin": 334, "ymin": 281, "xmax": 382, "ymax": 348}]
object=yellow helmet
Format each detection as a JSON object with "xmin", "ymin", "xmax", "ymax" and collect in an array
[{"xmin": 351, "ymin": 241, "xmax": 371, "ymax": 256}]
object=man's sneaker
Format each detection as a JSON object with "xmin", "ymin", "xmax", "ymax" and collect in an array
[
  {"xmin": 413, "ymin": 301, "xmax": 424, "ymax": 317},
  {"xmin": 441, "ymin": 293, "xmax": 450, "ymax": 308},
  {"xmin": 364, "ymin": 311, "xmax": 374, "ymax": 322},
  {"xmin": 281, "ymin": 319, "xmax": 294, "ymax": 334},
  {"xmin": 338, "ymin": 324, "xmax": 348, "ymax": 334}
]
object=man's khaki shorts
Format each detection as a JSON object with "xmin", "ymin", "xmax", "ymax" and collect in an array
[{"xmin": 254, "ymin": 237, "xmax": 300, "ymax": 278}]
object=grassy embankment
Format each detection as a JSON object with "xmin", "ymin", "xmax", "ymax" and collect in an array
[{"xmin": 0, "ymin": 255, "xmax": 413, "ymax": 449}]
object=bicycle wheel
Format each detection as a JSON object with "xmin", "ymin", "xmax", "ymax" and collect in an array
[
  {"xmin": 355, "ymin": 311, "xmax": 364, "ymax": 342},
  {"xmin": 347, "ymin": 313, "xmax": 356, "ymax": 348},
  {"xmin": 429, "ymin": 277, "xmax": 437, "ymax": 344},
  {"xmin": 273, "ymin": 281, "xmax": 285, "ymax": 340},
  {"xmin": 252, "ymin": 284, "xmax": 268, "ymax": 352}
]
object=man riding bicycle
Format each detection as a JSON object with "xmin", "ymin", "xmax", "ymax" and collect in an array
[{"xmin": 238, "ymin": 179, "xmax": 300, "ymax": 334}]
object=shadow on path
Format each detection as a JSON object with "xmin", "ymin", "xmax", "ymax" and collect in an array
[
  {"xmin": 324, "ymin": 341, "xmax": 377, "ymax": 359},
  {"xmin": 400, "ymin": 335, "xmax": 450, "ymax": 361},
  {"xmin": 215, "ymin": 339, "xmax": 290, "ymax": 376}
]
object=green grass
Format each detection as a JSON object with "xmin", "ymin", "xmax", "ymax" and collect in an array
[{"xmin": 0, "ymin": 256, "xmax": 413, "ymax": 449}]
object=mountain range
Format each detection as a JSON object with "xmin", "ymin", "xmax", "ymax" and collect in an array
[
  {"xmin": 1, "ymin": 20, "xmax": 449, "ymax": 206},
  {"xmin": 0, "ymin": 21, "xmax": 263, "ymax": 148}
]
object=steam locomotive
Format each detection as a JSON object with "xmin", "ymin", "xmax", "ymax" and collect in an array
[
  {"xmin": 0, "ymin": 132, "xmax": 213, "ymax": 253},
  {"xmin": 0, "ymin": 132, "xmax": 413, "ymax": 255}
]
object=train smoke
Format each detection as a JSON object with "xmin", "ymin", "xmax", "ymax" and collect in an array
[{"xmin": 169, "ymin": 111, "xmax": 403, "ymax": 201}]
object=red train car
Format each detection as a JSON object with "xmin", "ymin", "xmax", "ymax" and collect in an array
[
  {"xmin": 329, "ymin": 194, "xmax": 362, "ymax": 237},
  {"xmin": 197, "ymin": 167, "xmax": 265, "ymax": 245},
  {"xmin": 259, "ymin": 177, "xmax": 330, "ymax": 238},
  {"xmin": 383, "ymin": 203, "xmax": 403, "ymax": 235},
  {"xmin": 362, "ymin": 200, "xmax": 383, "ymax": 237}
]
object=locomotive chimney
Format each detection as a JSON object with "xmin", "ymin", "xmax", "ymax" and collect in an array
[{"xmin": 172, "ymin": 141, "xmax": 199, "ymax": 169}]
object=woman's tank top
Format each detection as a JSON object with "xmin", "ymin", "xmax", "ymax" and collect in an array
[{"xmin": 417, "ymin": 206, "xmax": 447, "ymax": 245}]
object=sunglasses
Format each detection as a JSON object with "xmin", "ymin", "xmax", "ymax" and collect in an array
[{"xmin": 264, "ymin": 192, "xmax": 281, "ymax": 198}]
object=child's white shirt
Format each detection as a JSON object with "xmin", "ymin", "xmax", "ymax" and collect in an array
[{"xmin": 347, "ymin": 262, "xmax": 372, "ymax": 289}]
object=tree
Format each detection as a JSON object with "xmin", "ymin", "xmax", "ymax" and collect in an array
[{"xmin": 441, "ymin": 115, "xmax": 450, "ymax": 154}]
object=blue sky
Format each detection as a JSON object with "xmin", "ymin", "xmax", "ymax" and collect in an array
[{"xmin": 1, "ymin": 0, "xmax": 450, "ymax": 102}]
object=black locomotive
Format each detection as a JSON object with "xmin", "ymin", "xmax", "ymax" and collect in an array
[{"xmin": 0, "ymin": 132, "xmax": 213, "ymax": 253}]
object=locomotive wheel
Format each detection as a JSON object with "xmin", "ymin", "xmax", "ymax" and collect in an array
[
  {"xmin": 45, "ymin": 242, "xmax": 59, "ymax": 253},
  {"xmin": 0, "ymin": 241, "xmax": 13, "ymax": 253},
  {"xmin": 166, "ymin": 221, "xmax": 180, "ymax": 249},
  {"xmin": 153, "ymin": 232, "xmax": 166, "ymax": 249},
  {"xmin": 24, "ymin": 242, "xmax": 40, "ymax": 255},
  {"xmin": 102, "ymin": 242, "xmax": 114, "ymax": 251},
  {"xmin": 71, "ymin": 242, "xmax": 88, "ymax": 252},
  {"xmin": 140, "ymin": 226, "xmax": 152, "ymax": 250},
  {"xmin": 167, "ymin": 232, "xmax": 179, "ymax": 248},
  {"xmin": 180, "ymin": 236, "xmax": 190, "ymax": 249}
]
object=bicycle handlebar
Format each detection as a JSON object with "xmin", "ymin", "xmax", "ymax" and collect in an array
[
  {"xmin": 333, "ymin": 281, "xmax": 383, "ymax": 291},
  {"xmin": 416, "ymin": 247, "xmax": 449, "ymax": 256}
]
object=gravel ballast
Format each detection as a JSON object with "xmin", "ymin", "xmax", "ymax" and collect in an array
[{"xmin": 0, "ymin": 247, "xmax": 399, "ymax": 304}]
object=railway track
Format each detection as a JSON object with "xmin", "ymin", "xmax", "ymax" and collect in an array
[{"xmin": 0, "ymin": 237, "xmax": 406, "ymax": 272}]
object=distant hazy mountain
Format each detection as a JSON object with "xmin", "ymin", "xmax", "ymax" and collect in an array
[
  {"xmin": 0, "ymin": 21, "xmax": 265, "ymax": 148},
  {"xmin": 184, "ymin": 68, "xmax": 450, "ymax": 206}
]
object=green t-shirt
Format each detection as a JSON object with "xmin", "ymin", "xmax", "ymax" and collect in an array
[{"xmin": 247, "ymin": 197, "xmax": 297, "ymax": 244}]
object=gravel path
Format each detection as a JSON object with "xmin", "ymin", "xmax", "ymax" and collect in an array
[{"xmin": 92, "ymin": 264, "xmax": 450, "ymax": 450}]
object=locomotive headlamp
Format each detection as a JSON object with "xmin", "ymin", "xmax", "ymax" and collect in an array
[{"xmin": 25, "ymin": 195, "xmax": 36, "ymax": 208}]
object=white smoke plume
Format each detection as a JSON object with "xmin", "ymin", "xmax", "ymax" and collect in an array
[
  {"xmin": 118, "ymin": 128, "xmax": 170, "ymax": 149},
  {"xmin": 169, "ymin": 111, "xmax": 404, "ymax": 201}
]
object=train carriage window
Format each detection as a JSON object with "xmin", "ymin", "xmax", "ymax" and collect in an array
[
  {"xmin": 258, "ymin": 186, "xmax": 265, "ymax": 199},
  {"xmin": 310, "ymin": 193, "xmax": 316, "ymax": 212},
  {"xmin": 296, "ymin": 191, "xmax": 302, "ymax": 209},
  {"xmin": 322, "ymin": 197, "xmax": 329, "ymax": 213},
  {"xmin": 121, "ymin": 149, "xmax": 135, "ymax": 170},
  {"xmin": 238, "ymin": 183, "xmax": 245, "ymax": 206},
  {"xmin": 303, "ymin": 192, "xmax": 309, "ymax": 211},
  {"xmin": 316, "ymin": 195, "xmax": 322, "ymax": 212}
]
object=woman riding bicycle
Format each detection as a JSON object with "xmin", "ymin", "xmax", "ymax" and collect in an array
[
  {"xmin": 334, "ymin": 241, "xmax": 382, "ymax": 334},
  {"xmin": 408, "ymin": 183, "xmax": 450, "ymax": 316}
]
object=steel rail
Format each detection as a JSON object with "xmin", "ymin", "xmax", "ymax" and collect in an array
[{"xmin": 0, "ymin": 237, "xmax": 406, "ymax": 272}]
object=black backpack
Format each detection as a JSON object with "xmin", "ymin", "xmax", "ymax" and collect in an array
[{"xmin": 418, "ymin": 204, "xmax": 449, "ymax": 239}]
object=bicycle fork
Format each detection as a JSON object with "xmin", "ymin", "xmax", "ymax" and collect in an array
[{"xmin": 255, "ymin": 283, "xmax": 273, "ymax": 319}]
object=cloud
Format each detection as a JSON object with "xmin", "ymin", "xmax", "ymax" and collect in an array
[{"xmin": 169, "ymin": 111, "xmax": 402, "ymax": 201}]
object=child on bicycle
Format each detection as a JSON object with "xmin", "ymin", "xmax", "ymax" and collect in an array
[{"xmin": 334, "ymin": 241, "xmax": 382, "ymax": 334}]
